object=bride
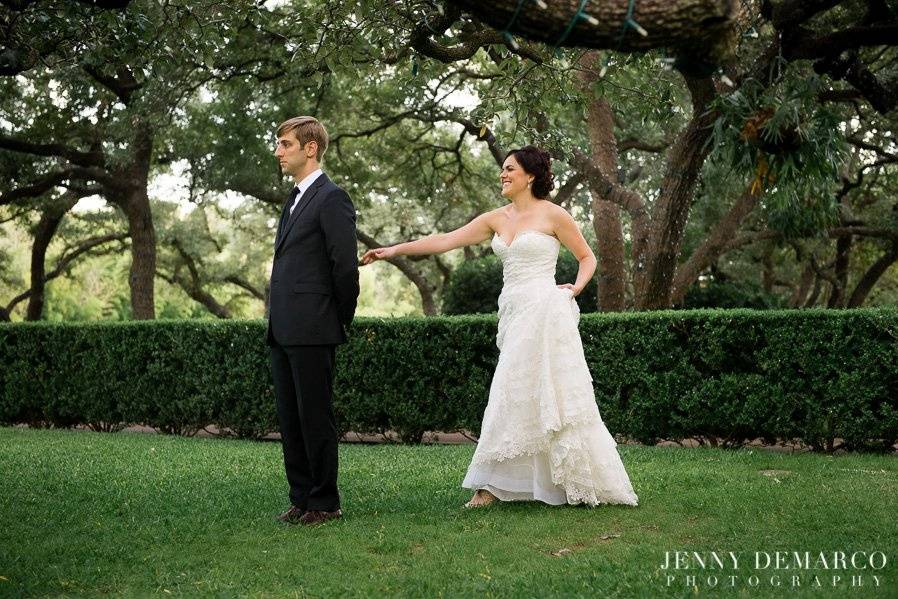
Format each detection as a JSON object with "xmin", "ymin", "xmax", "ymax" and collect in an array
[{"xmin": 361, "ymin": 145, "xmax": 638, "ymax": 508}]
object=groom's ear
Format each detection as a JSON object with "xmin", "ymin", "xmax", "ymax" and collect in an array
[{"xmin": 305, "ymin": 140, "xmax": 318, "ymax": 157}]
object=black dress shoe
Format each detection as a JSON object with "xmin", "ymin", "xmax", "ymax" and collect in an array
[
  {"xmin": 276, "ymin": 506, "xmax": 306, "ymax": 524},
  {"xmin": 298, "ymin": 509, "xmax": 342, "ymax": 526}
]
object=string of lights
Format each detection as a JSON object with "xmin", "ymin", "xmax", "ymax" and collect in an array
[{"xmin": 414, "ymin": 0, "xmax": 649, "ymax": 76}]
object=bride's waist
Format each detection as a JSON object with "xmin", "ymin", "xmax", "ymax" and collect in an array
[{"xmin": 500, "ymin": 275, "xmax": 557, "ymax": 291}]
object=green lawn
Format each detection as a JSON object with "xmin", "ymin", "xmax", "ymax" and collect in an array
[{"xmin": 1, "ymin": 428, "xmax": 896, "ymax": 598}]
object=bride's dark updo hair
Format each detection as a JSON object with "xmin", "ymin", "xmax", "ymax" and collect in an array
[{"xmin": 506, "ymin": 145, "xmax": 554, "ymax": 199}]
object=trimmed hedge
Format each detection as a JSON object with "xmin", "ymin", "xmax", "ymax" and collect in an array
[{"xmin": 1, "ymin": 309, "xmax": 897, "ymax": 451}]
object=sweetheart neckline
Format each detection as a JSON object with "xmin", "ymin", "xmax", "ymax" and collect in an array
[{"xmin": 493, "ymin": 229, "xmax": 558, "ymax": 248}]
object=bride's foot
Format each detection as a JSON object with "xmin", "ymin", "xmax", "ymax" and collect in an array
[{"xmin": 464, "ymin": 489, "xmax": 498, "ymax": 508}]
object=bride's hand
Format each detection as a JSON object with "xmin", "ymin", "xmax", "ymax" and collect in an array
[
  {"xmin": 557, "ymin": 283, "xmax": 581, "ymax": 296},
  {"xmin": 361, "ymin": 246, "xmax": 397, "ymax": 265}
]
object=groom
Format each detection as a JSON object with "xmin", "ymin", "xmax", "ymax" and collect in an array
[{"xmin": 268, "ymin": 116, "xmax": 359, "ymax": 525}]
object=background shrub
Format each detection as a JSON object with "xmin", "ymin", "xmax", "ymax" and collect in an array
[
  {"xmin": 443, "ymin": 250, "xmax": 599, "ymax": 314},
  {"xmin": 682, "ymin": 278, "xmax": 786, "ymax": 310}
]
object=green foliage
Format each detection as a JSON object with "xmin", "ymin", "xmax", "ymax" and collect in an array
[
  {"xmin": 443, "ymin": 250, "xmax": 599, "ymax": 314},
  {"xmin": 356, "ymin": 261, "xmax": 424, "ymax": 317},
  {"xmin": 6, "ymin": 0, "xmax": 895, "ymax": 321},
  {"xmin": 0, "ymin": 232, "xmax": 25, "ymax": 289},
  {"xmin": 338, "ymin": 316, "xmax": 498, "ymax": 442},
  {"xmin": 0, "ymin": 320, "xmax": 273, "ymax": 437},
  {"xmin": 442, "ymin": 255, "xmax": 503, "ymax": 314},
  {"xmin": 683, "ymin": 279, "xmax": 786, "ymax": 310},
  {"xmin": 708, "ymin": 62, "xmax": 848, "ymax": 238},
  {"xmin": 2, "ymin": 310, "xmax": 897, "ymax": 451}
]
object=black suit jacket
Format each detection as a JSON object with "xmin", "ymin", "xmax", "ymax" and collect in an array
[{"xmin": 267, "ymin": 173, "xmax": 360, "ymax": 346}]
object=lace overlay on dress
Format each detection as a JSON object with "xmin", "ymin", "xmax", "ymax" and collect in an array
[{"xmin": 461, "ymin": 230, "xmax": 638, "ymax": 506}]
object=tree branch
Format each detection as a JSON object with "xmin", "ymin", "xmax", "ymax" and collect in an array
[
  {"xmin": 407, "ymin": 6, "xmax": 546, "ymax": 65},
  {"xmin": 847, "ymin": 240, "xmax": 898, "ymax": 307},
  {"xmin": 0, "ymin": 169, "xmax": 76, "ymax": 206},
  {"xmin": 784, "ymin": 24, "xmax": 898, "ymax": 60},
  {"xmin": 443, "ymin": 0, "xmax": 740, "ymax": 56},
  {"xmin": 357, "ymin": 227, "xmax": 438, "ymax": 316},
  {"xmin": 764, "ymin": 0, "xmax": 842, "ymax": 29},
  {"xmin": 163, "ymin": 239, "xmax": 232, "ymax": 318},
  {"xmin": 4, "ymin": 233, "xmax": 128, "ymax": 313},
  {"xmin": 618, "ymin": 137, "xmax": 671, "ymax": 153},
  {"xmin": 552, "ymin": 173, "xmax": 583, "ymax": 207},
  {"xmin": 0, "ymin": 135, "xmax": 105, "ymax": 167},
  {"xmin": 81, "ymin": 63, "xmax": 143, "ymax": 104},
  {"xmin": 223, "ymin": 275, "xmax": 265, "ymax": 301}
]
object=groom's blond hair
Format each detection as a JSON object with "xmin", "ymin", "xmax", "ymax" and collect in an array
[{"xmin": 277, "ymin": 116, "xmax": 329, "ymax": 162}]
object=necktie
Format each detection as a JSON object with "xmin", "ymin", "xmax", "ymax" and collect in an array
[
  {"xmin": 290, "ymin": 186, "xmax": 305, "ymax": 215},
  {"xmin": 275, "ymin": 186, "xmax": 300, "ymax": 245}
]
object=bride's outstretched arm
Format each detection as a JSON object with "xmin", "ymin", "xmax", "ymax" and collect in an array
[
  {"xmin": 555, "ymin": 209, "xmax": 596, "ymax": 296},
  {"xmin": 361, "ymin": 213, "xmax": 493, "ymax": 264}
]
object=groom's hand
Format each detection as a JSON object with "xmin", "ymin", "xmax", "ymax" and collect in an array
[{"xmin": 361, "ymin": 246, "xmax": 396, "ymax": 265}]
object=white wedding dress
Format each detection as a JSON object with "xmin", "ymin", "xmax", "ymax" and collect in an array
[{"xmin": 462, "ymin": 230, "xmax": 638, "ymax": 506}]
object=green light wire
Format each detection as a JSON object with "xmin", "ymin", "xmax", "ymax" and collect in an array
[
  {"xmin": 618, "ymin": 0, "xmax": 641, "ymax": 45},
  {"xmin": 501, "ymin": 0, "xmax": 532, "ymax": 47},
  {"xmin": 553, "ymin": 0, "xmax": 590, "ymax": 49},
  {"xmin": 600, "ymin": 0, "xmax": 643, "ymax": 76}
]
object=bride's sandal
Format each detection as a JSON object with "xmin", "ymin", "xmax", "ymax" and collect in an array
[{"xmin": 464, "ymin": 489, "xmax": 498, "ymax": 508}]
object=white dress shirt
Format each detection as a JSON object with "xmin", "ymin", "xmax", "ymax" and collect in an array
[{"xmin": 290, "ymin": 168, "xmax": 323, "ymax": 214}]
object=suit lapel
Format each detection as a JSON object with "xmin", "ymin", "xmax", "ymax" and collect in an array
[
  {"xmin": 274, "ymin": 187, "xmax": 299, "ymax": 248},
  {"xmin": 275, "ymin": 174, "xmax": 328, "ymax": 253}
]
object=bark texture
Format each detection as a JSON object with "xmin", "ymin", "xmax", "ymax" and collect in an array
[{"xmin": 446, "ymin": 0, "xmax": 740, "ymax": 56}]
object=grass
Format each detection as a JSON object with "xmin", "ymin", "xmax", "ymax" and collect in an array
[{"xmin": 1, "ymin": 427, "xmax": 896, "ymax": 598}]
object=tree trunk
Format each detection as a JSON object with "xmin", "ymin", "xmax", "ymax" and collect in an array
[
  {"xmin": 761, "ymin": 245, "xmax": 775, "ymax": 293},
  {"xmin": 26, "ymin": 194, "xmax": 79, "ymax": 320},
  {"xmin": 593, "ymin": 201, "xmax": 627, "ymax": 311},
  {"xmin": 827, "ymin": 233, "xmax": 852, "ymax": 308},
  {"xmin": 121, "ymin": 188, "xmax": 156, "ymax": 319},
  {"xmin": 803, "ymin": 274, "xmax": 823, "ymax": 307},
  {"xmin": 635, "ymin": 75, "xmax": 718, "ymax": 309},
  {"xmin": 789, "ymin": 262, "xmax": 815, "ymax": 308},
  {"xmin": 846, "ymin": 241, "xmax": 898, "ymax": 307},
  {"xmin": 586, "ymin": 98, "xmax": 626, "ymax": 312},
  {"xmin": 114, "ymin": 123, "xmax": 156, "ymax": 320},
  {"xmin": 669, "ymin": 183, "xmax": 761, "ymax": 305},
  {"xmin": 579, "ymin": 55, "xmax": 627, "ymax": 312}
]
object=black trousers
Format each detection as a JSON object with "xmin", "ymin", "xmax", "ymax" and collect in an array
[{"xmin": 270, "ymin": 343, "xmax": 340, "ymax": 512}]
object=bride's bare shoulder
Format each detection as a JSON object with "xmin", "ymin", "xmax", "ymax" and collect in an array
[
  {"xmin": 545, "ymin": 202, "xmax": 574, "ymax": 221},
  {"xmin": 482, "ymin": 206, "xmax": 510, "ymax": 227},
  {"xmin": 541, "ymin": 202, "xmax": 573, "ymax": 228}
]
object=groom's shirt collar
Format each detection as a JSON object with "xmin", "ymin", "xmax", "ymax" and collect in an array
[
  {"xmin": 291, "ymin": 168, "xmax": 323, "ymax": 213},
  {"xmin": 294, "ymin": 168, "xmax": 323, "ymax": 197}
]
